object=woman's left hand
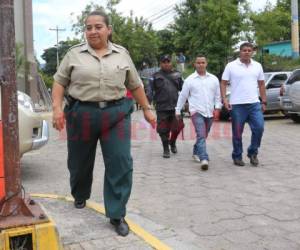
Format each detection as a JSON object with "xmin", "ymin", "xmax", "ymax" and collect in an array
[{"xmin": 143, "ymin": 110, "xmax": 156, "ymax": 129}]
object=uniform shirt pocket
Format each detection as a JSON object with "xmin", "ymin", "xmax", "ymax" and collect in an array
[{"xmin": 104, "ymin": 63, "xmax": 129, "ymax": 87}]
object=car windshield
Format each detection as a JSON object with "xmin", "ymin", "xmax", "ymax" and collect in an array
[{"xmin": 264, "ymin": 73, "xmax": 272, "ymax": 82}]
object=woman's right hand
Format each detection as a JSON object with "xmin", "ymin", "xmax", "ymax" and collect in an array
[
  {"xmin": 52, "ymin": 107, "xmax": 65, "ymax": 131},
  {"xmin": 143, "ymin": 110, "xmax": 156, "ymax": 129}
]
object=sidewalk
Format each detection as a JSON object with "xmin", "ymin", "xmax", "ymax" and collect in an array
[{"xmin": 22, "ymin": 111, "xmax": 300, "ymax": 249}]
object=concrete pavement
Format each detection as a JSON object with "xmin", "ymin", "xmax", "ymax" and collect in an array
[{"xmin": 21, "ymin": 111, "xmax": 300, "ymax": 249}]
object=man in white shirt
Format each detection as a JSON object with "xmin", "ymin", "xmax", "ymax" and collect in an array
[
  {"xmin": 221, "ymin": 42, "xmax": 267, "ymax": 167},
  {"xmin": 176, "ymin": 55, "xmax": 221, "ymax": 170}
]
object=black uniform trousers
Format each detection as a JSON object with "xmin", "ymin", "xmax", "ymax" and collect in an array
[
  {"xmin": 65, "ymin": 98, "xmax": 134, "ymax": 219},
  {"xmin": 156, "ymin": 110, "xmax": 184, "ymax": 143}
]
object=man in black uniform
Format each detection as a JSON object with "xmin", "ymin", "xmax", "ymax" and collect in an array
[{"xmin": 147, "ymin": 55, "xmax": 184, "ymax": 158}]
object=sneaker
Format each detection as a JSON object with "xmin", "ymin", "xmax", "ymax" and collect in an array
[
  {"xmin": 233, "ymin": 159, "xmax": 245, "ymax": 166},
  {"xmin": 192, "ymin": 155, "xmax": 201, "ymax": 162},
  {"xmin": 200, "ymin": 160, "xmax": 209, "ymax": 171},
  {"xmin": 248, "ymin": 155, "xmax": 259, "ymax": 166}
]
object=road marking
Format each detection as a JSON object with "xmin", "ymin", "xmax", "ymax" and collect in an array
[{"xmin": 31, "ymin": 193, "xmax": 172, "ymax": 250}]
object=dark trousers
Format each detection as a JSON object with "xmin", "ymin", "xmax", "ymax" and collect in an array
[
  {"xmin": 65, "ymin": 98, "xmax": 134, "ymax": 219},
  {"xmin": 156, "ymin": 110, "xmax": 184, "ymax": 144}
]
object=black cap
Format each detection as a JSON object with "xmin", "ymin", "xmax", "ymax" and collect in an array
[{"xmin": 160, "ymin": 55, "xmax": 171, "ymax": 62}]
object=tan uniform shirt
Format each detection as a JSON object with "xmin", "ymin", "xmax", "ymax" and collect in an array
[{"xmin": 54, "ymin": 42, "xmax": 142, "ymax": 102}]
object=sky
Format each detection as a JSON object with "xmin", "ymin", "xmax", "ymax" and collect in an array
[{"xmin": 32, "ymin": 0, "xmax": 277, "ymax": 63}]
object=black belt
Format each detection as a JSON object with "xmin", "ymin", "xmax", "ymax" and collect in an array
[{"xmin": 69, "ymin": 96, "xmax": 125, "ymax": 109}]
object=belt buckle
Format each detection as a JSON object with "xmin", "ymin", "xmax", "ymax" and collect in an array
[{"xmin": 98, "ymin": 102, "xmax": 107, "ymax": 108}]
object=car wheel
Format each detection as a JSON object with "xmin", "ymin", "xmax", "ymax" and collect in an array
[{"xmin": 290, "ymin": 114, "xmax": 300, "ymax": 123}]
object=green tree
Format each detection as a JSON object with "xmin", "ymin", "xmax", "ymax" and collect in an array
[
  {"xmin": 156, "ymin": 29, "xmax": 176, "ymax": 57},
  {"xmin": 250, "ymin": 0, "xmax": 291, "ymax": 46},
  {"xmin": 71, "ymin": 1, "xmax": 159, "ymax": 68},
  {"xmin": 41, "ymin": 38, "xmax": 81, "ymax": 76},
  {"xmin": 172, "ymin": 0, "xmax": 249, "ymax": 77}
]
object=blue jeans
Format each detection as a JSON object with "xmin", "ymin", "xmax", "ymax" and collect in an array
[
  {"xmin": 191, "ymin": 113, "xmax": 213, "ymax": 161},
  {"xmin": 230, "ymin": 102, "xmax": 264, "ymax": 160}
]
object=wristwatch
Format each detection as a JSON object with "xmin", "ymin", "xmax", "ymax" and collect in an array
[{"xmin": 141, "ymin": 105, "xmax": 152, "ymax": 111}]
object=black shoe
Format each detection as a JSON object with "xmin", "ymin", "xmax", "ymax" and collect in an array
[
  {"xmin": 233, "ymin": 159, "xmax": 245, "ymax": 166},
  {"xmin": 248, "ymin": 154, "xmax": 259, "ymax": 166},
  {"xmin": 170, "ymin": 142, "xmax": 177, "ymax": 154},
  {"xmin": 163, "ymin": 147, "xmax": 170, "ymax": 158},
  {"xmin": 110, "ymin": 218, "xmax": 129, "ymax": 237},
  {"xmin": 74, "ymin": 200, "xmax": 86, "ymax": 209}
]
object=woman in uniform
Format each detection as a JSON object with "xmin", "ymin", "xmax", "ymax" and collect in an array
[{"xmin": 51, "ymin": 10, "xmax": 155, "ymax": 237}]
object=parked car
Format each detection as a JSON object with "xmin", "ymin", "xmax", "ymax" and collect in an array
[
  {"xmin": 279, "ymin": 69, "xmax": 300, "ymax": 123},
  {"xmin": 0, "ymin": 90, "xmax": 49, "ymax": 156},
  {"xmin": 264, "ymin": 71, "xmax": 292, "ymax": 112},
  {"xmin": 220, "ymin": 71, "xmax": 291, "ymax": 120}
]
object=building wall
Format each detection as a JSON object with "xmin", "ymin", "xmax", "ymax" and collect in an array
[
  {"xmin": 263, "ymin": 41, "xmax": 292, "ymax": 57},
  {"xmin": 14, "ymin": 0, "xmax": 26, "ymax": 92},
  {"xmin": 14, "ymin": 0, "xmax": 38, "ymax": 100}
]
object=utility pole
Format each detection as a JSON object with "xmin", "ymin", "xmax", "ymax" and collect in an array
[
  {"xmin": 291, "ymin": 0, "xmax": 299, "ymax": 58},
  {"xmin": 49, "ymin": 25, "xmax": 65, "ymax": 69}
]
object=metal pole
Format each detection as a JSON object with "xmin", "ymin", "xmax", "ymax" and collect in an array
[
  {"xmin": 0, "ymin": 0, "xmax": 49, "ymax": 228},
  {"xmin": 291, "ymin": 0, "xmax": 299, "ymax": 58},
  {"xmin": 49, "ymin": 26, "xmax": 65, "ymax": 69},
  {"xmin": 0, "ymin": 0, "xmax": 21, "ymax": 203}
]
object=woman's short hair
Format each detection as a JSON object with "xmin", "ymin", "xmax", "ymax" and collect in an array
[{"xmin": 85, "ymin": 10, "xmax": 110, "ymax": 26}]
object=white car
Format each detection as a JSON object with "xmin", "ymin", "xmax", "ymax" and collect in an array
[{"xmin": 0, "ymin": 91, "xmax": 49, "ymax": 156}]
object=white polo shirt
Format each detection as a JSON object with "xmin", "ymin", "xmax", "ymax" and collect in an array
[
  {"xmin": 175, "ymin": 71, "xmax": 221, "ymax": 118},
  {"xmin": 222, "ymin": 58, "xmax": 264, "ymax": 105}
]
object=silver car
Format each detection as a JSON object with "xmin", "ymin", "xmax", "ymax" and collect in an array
[
  {"xmin": 279, "ymin": 69, "xmax": 300, "ymax": 123},
  {"xmin": 264, "ymin": 71, "xmax": 292, "ymax": 112}
]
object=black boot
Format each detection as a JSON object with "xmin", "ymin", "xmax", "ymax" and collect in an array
[
  {"xmin": 169, "ymin": 141, "xmax": 177, "ymax": 154},
  {"xmin": 162, "ymin": 141, "xmax": 170, "ymax": 158}
]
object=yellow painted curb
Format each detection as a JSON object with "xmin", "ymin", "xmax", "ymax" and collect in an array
[{"xmin": 31, "ymin": 193, "xmax": 172, "ymax": 250}]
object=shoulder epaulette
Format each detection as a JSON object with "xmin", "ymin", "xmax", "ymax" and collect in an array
[
  {"xmin": 68, "ymin": 42, "xmax": 86, "ymax": 52},
  {"xmin": 112, "ymin": 43, "xmax": 128, "ymax": 53}
]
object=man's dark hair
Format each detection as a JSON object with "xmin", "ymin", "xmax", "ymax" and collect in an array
[
  {"xmin": 195, "ymin": 54, "xmax": 206, "ymax": 59},
  {"xmin": 195, "ymin": 54, "xmax": 207, "ymax": 61},
  {"xmin": 240, "ymin": 42, "xmax": 254, "ymax": 50}
]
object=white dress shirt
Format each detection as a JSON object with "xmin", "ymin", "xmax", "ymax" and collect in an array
[
  {"xmin": 222, "ymin": 58, "xmax": 264, "ymax": 104},
  {"xmin": 175, "ymin": 71, "xmax": 222, "ymax": 118}
]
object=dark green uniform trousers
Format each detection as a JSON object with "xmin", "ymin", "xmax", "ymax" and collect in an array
[{"xmin": 65, "ymin": 98, "xmax": 134, "ymax": 219}]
